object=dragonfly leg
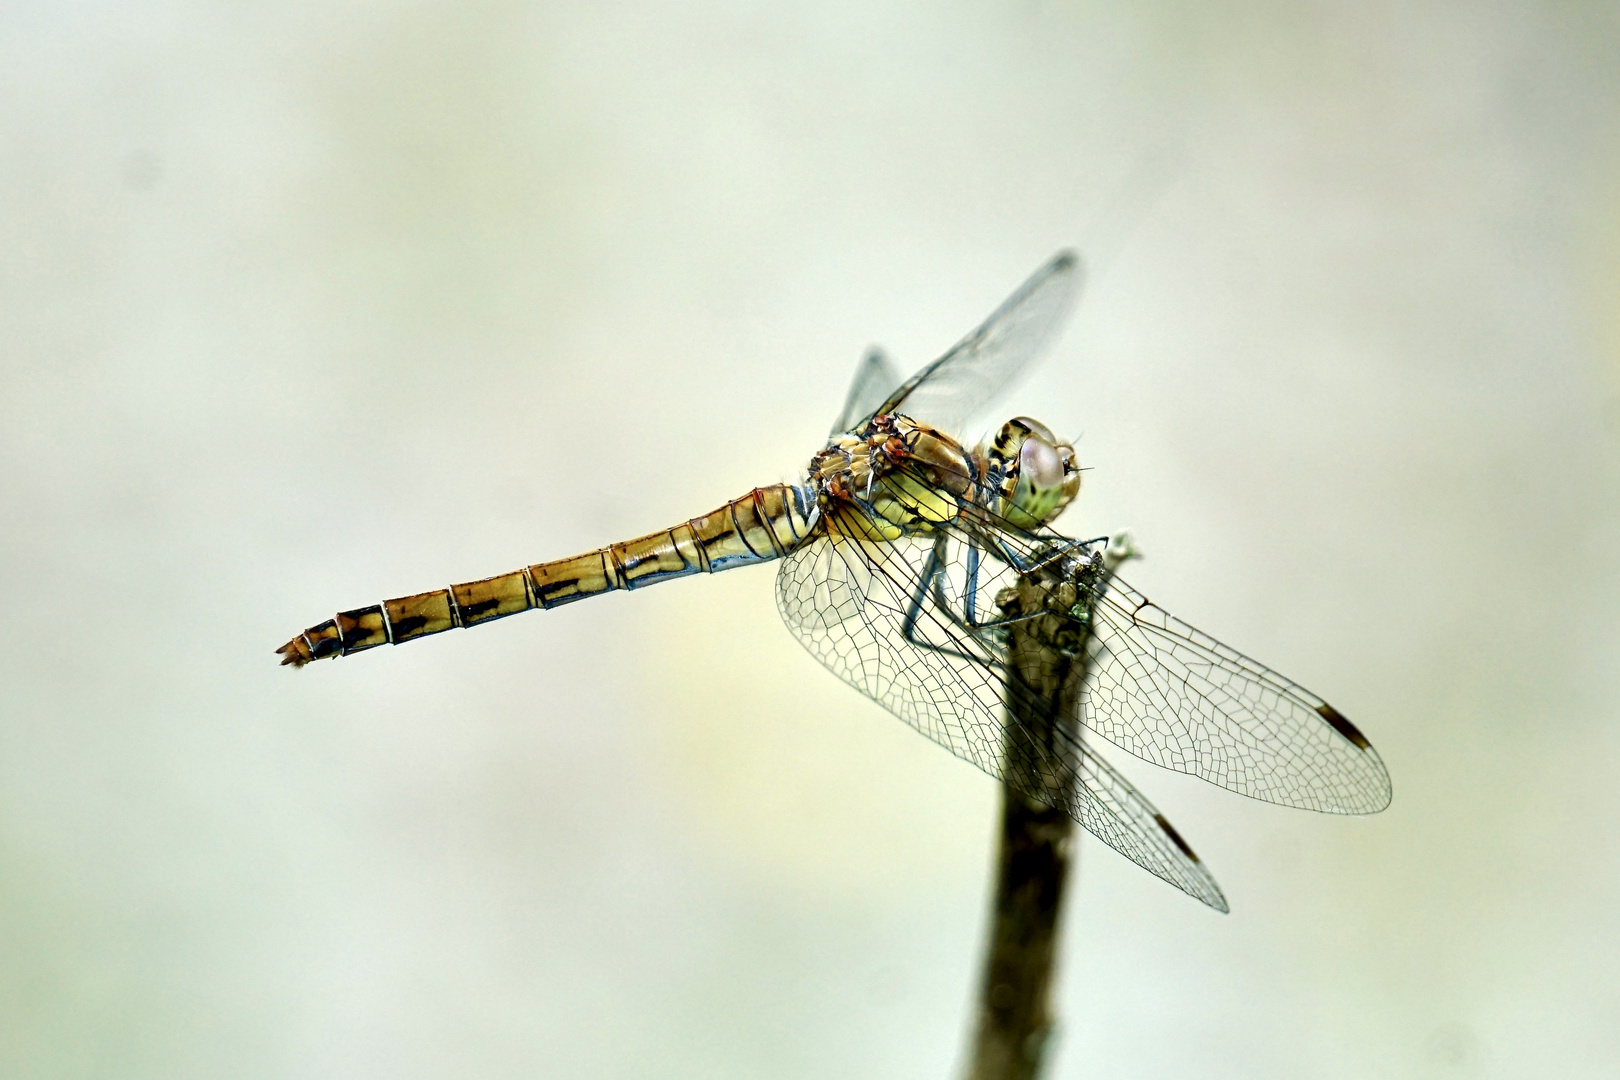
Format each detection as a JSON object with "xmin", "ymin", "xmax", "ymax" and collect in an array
[
  {"xmin": 900, "ymin": 536, "xmax": 996, "ymax": 664},
  {"xmin": 914, "ymin": 533, "xmax": 1043, "ymax": 652},
  {"xmin": 956, "ymin": 532, "xmax": 1043, "ymax": 633},
  {"xmin": 973, "ymin": 529, "xmax": 1103, "ymax": 577}
]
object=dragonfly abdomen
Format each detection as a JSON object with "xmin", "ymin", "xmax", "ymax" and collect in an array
[{"xmin": 276, "ymin": 483, "xmax": 817, "ymax": 667}]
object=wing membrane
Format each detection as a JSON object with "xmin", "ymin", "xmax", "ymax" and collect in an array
[
  {"xmin": 775, "ymin": 513, "xmax": 1227, "ymax": 910},
  {"xmin": 1083, "ymin": 579, "xmax": 1392, "ymax": 814},
  {"xmin": 865, "ymin": 252, "xmax": 1082, "ymax": 435},
  {"xmin": 776, "ymin": 522, "xmax": 1006, "ymax": 768},
  {"xmin": 830, "ymin": 347, "xmax": 902, "ymax": 437},
  {"xmin": 875, "ymin": 457, "xmax": 1392, "ymax": 814},
  {"xmin": 1075, "ymin": 740, "xmax": 1228, "ymax": 911}
]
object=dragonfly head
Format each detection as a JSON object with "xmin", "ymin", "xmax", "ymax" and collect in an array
[{"xmin": 983, "ymin": 416, "xmax": 1081, "ymax": 530}]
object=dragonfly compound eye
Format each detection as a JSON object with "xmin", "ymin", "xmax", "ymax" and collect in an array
[
  {"xmin": 1020, "ymin": 437, "xmax": 1064, "ymax": 490},
  {"xmin": 992, "ymin": 417, "xmax": 1081, "ymax": 528}
]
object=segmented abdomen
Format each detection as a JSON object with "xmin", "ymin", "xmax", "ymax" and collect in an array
[{"xmin": 276, "ymin": 484, "xmax": 817, "ymax": 666}]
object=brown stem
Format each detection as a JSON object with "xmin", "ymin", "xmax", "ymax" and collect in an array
[
  {"xmin": 964, "ymin": 786, "xmax": 1076, "ymax": 1079},
  {"xmin": 963, "ymin": 561, "xmax": 1093, "ymax": 1080}
]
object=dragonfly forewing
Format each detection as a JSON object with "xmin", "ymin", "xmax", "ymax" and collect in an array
[
  {"xmin": 1082, "ymin": 579, "xmax": 1392, "ymax": 814},
  {"xmin": 872, "ymin": 464, "xmax": 1392, "ymax": 817},
  {"xmin": 830, "ymin": 346, "xmax": 903, "ymax": 438},
  {"xmin": 865, "ymin": 252, "xmax": 1082, "ymax": 437}
]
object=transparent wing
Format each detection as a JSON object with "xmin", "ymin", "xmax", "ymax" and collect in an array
[
  {"xmin": 848, "ymin": 455, "xmax": 1392, "ymax": 815},
  {"xmin": 866, "ymin": 252, "xmax": 1082, "ymax": 435},
  {"xmin": 774, "ymin": 512, "xmax": 1226, "ymax": 910},
  {"xmin": 775, "ymin": 522, "xmax": 1004, "ymax": 768},
  {"xmin": 830, "ymin": 347, "xmax": 903, "ymax": 437},
  {"xmin": 1083, "ymin": 578, "xmax": 1392, "ymax": 814},
  {"xmin": 1076, "ymin": 739, "xmax": 1229, "ymax": 911}
]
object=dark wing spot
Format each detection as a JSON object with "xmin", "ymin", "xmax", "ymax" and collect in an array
[
  {"xmin": 1153, "ymin": 813, "xmax": 1201, "ymax": 863},
  {"xmin": 1316, "ymin": 704, "xmax": 1372, "ymax": 750}
]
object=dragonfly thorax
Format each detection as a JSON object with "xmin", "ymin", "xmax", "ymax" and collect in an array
[
  {"xmin": 808, "ymin": 414, "xmax": 977, "ymax": 539},
  {"xmin": 806, "ymin": 413, "xmax": 1079, "ymax": 540}
]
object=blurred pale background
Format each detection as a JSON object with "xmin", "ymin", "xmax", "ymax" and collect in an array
[{"xmin": 3, "ymin": 2, "xmax": 1619, "ymax": 1077}]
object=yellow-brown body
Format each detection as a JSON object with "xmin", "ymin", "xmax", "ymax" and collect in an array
[
  {"xmin": 277, "ymin": 412, "xmax": 1078, "ymax": 667},
  {"xmin": 276, "ymin": 483, "xmax": 816, "ymax": 666}
]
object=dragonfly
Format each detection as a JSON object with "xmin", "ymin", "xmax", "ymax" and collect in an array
[{"xmin": 277, "ymin": 252, "xmax": 1391, "ymax": 911}]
